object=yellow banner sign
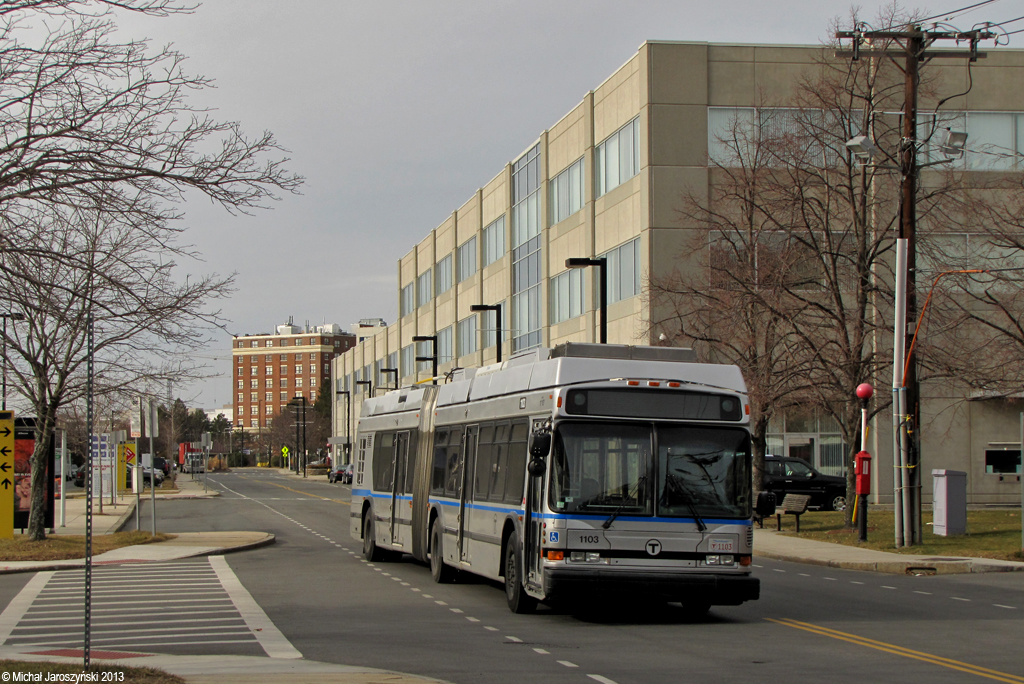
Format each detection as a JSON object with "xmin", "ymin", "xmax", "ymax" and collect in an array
[{"xmin": 0, "ymin": 410, "xmax": 14, "ymax": 539}]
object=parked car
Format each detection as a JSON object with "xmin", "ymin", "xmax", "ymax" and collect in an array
[
  {"xmin": 763, "ymin": 455, "xmax": 847, "ymax": 511},
  {"xmin": 329, "ymin": 463, "xmax": 353, "ymax": 484},
  {"xmin": 153, "ymin": 456, "xmax": 170, "ymax": 477}
]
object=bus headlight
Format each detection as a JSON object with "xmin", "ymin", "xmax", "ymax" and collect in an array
[{"xmin": 569, "ymin": 551, "xmax": 604, "ymax": 563}]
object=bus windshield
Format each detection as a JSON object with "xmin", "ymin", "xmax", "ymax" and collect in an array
[
  {"xmin": 550, "ymin": 422, "xmax": 751, "ymax": 519},
  {"xmin": 550, "ymin": 423, "xmax": 651, "ymax": 515},
  {"xmin": 658, "ymin": 426, "xmax": 751, "ymax": 519}
]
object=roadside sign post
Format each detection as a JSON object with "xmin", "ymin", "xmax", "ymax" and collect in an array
[
  {"xmin": 148, "ymin": 398, "xmax": 158, "ymax": 536},
  {"xmin": 281, "ymin": 445, "xmax": 289, "ymax": 470},
  {"xmin": 59, "ymin": 430, "xmax": 66, "ymax": 528},
  {"xmin": 0, "ymin": 410, "xmax": 14, "ymax": 539}
]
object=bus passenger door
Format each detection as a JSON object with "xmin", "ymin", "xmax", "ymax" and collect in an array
[
  {"xmin": 526, "ymin": 422, "xmax": 547, "ymax": 587},
  {"xmin": 459, "ymin": 426, "xmax": 478, "ymax": 563},
  {"xmin": 390, "ymin": 432, "xmax": 409, "ymax": 547}
]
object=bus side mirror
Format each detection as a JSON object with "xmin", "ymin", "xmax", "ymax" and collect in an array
[
  {"xmin": 528, "ymin": 458, "xmax": 546, "ymax": 477},
  {"xmin": 529, "ymin": 432, "xmax": 551, "ymax": 458},
  {"xmin": 755, "ymin": 491, "xmax": 776, "ymax": 517}
]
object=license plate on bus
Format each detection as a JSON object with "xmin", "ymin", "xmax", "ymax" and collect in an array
[{"xmin": 709, "ymin": 539, "xmax": 734, "ymax": 552}]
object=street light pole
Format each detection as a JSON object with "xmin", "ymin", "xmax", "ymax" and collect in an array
[
  {"xmin": 1, "ymin": 312, "xmax": 25, "ymax": 411},
  {"xmin": 565, "ymin": 258, "xmax": 607, "ymax": 344},
  {"xmin": 380, "ymin": 368, "xmax": 398, "ymax": 391},
  {"xmin": 470, "ymin": 304, "xmax": 502, "ymax": 363},
  {"xmin": 412, "ymin": 336, "xmax": 437, "ymax": 384},
  {"xmin": 335, "ymin": 387, "xmax": 351, "ymax": 464}
]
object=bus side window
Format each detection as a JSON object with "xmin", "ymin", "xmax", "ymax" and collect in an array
[
  {"xmin": 504, "ymin": 421, "xmax": 529, "ymax": 505},
  {"xmin": 489, "ymin": 422, "xmax": 510, "ymax": 503},
  {"xmin": 431, "ymin": 429, "xmax": 449, "ymax": 495},
  {"xmin": 475, "ymin": 424, "xmax": 495, "ymax": 500},
  {"xmin": 373, "ymin": 432, "xmax": 395, "ymax": 492},
  {"xmin": 444, "ymin": 428, "xmax": 464, "ymax": 498}
]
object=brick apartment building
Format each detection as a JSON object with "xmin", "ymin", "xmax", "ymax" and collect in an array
[{"xmin": 233, "ymin": 320, "xmax": 355, "ymax": 430}]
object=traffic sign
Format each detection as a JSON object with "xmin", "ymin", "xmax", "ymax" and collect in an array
[
  {"xmin": 281, "ymin": 446, "xmax": 289, "ymax": 457},
  {"xmin": 124, "ymin": 443, "xmax": 136, "ymax": 466},
  {"xmin": 0, "ymin": 410, "xmax": 13, "ymax": 539}
]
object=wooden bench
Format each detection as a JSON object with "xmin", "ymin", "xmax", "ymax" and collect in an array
[{"xmin": 775, "ymin": 494, "xmax": 812, "ymax": 532}]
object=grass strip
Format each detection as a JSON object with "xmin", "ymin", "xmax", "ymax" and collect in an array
[
  {"xmin": 0, "ymin": 659, "xmax": 184, "ymax": 684},
  {"xmin": 0, "ymin": 532, "xmax": 176, "ymax": 562}
]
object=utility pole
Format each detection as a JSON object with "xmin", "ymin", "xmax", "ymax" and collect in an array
[{"xmin": 836, "ymin": 23, "xmax": 994, "ymax": 546}]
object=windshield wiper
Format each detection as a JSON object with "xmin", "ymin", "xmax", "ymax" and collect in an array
[
  {"xmin": 602, "ymin": 475, "xmax": 646, "ymax": 530},
  {"xmin": 667, "ymin": 476, "xmax": 708, "ymax": 532}
]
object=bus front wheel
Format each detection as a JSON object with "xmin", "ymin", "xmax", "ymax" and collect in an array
[{"xmin": 504, "ymin": 532, "xmax": 537, "ymax": 614}]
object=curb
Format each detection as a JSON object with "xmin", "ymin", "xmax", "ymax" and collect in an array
[
  {"xmin": 755, "ymin": 550, "xmax": 1024, "ymax": 574},
  {"xmin": 0, "ymin": 534, "xmax": 276, "ymax": 575},
  {"xmin": 113, "ymin": 499, "xmax": 138, "ymax": 533}
]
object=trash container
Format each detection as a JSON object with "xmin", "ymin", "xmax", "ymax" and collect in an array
[{"xmin": 932, "ymin": 469, "xmax": 967, "ymax": 536}]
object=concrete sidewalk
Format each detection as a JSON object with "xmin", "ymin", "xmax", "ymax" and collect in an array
[{"xmin": 754, "ymin": 526, "xmax": 1024, "ymax": 574}]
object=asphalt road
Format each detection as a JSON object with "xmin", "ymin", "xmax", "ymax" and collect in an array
[{"xmin": 9, "ymin": 469, "xmax": 1024, "ymax": 684}]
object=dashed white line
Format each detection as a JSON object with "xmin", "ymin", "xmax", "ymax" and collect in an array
[
  {"xmin": 994, "ymin": 604, "xmax": 1016, "ymax": 609},
  {"xmin": 823, "ymin": 577, "xmax": 837, "ymax": 581},
  {"xmin": 587, "ymin": 676, "xmax": 619, "ymax": 684},
  {"xmin": 798, "ymin": 573, "xmax": 810, "ymax": 577},
  {"xmin": 952, "ymin": 597, "xmax": 971, "ymax": 602},
  {"xmin": 533, "ymin": 648, "xmax": 549, "ymax": 654},
  {"xmin": 466, "ymin": 617, "xmax": 480, "ymax": 623},
  {"xmin": 484, "ymin": 626, "xmax": 498, "ymax": 631},
  {"xmin": 752, "ymin": 564, "xmax": 763, "ymax": 568},
  {"xmin": 881, "ymin": 586, "xmax": 896, "ymax": 590},
  {"xmin": 506, "ymin": 636, "xmax": 522, "ymax": 643},
  {"xmin": 558, "ymin": 661, "xmax": 579, "ymax": 668},
  {"xmin": 450, "ymin": 608, "xmax": 463, "ymax": 614},
  {"xmin": 773, "ymin": 569, "xmax": 786, "ymax": 573},
  {"xmin": 850, "ymin": 581, "xmax": 864, "ymax": 585},
  {"xmin": 422, "ymin": 595, "xmax": 433, "ymax": 599},
  {"xmin": 435, "ymin": 601, "xmax": 447, "ymax": 606},
  {"xmin": 401, "ymin": 583, "xmax": 410, "ymax": 586},
  {"xmin": 914, "ymin": 591, "xmax": 932, "ymax": 595},
  {"xmin": 412, "ymin": 589, "xmax": 421, "ymax": 593}
]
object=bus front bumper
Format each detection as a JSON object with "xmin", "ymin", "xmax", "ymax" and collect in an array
[{"xmin": 542, "ymin": 567, "xmax": 760, "ymax": 605}]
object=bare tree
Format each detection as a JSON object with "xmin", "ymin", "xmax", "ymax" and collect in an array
[{"xmin": 1, "ymin": 202, "xmax": 232, "ymax": 539}]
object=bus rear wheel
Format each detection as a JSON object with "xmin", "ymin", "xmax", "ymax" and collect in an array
[
  {"xmin": 363, "ymin": 514, "xmax": 385, "ymax": 562},
  {"xmin": 504, "ymin": 532, "xmax": 537, "ymax": 614},
  {"xmin": 430, "ymin": 519, "xmax": 456, "ymax": 583}
]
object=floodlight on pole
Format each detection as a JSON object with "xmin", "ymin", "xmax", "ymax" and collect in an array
[
  {"xmin": 845, "ymin": 135, "xmax": 878, "ymax": 162},
  {"xmin": 940, "ymin": 129, "xmax": 968, "ymax": 158}
]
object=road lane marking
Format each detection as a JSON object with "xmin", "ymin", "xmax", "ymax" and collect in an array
[
  {"xmin": 773, "ymin": 569, "xmax": 785, "ymax": 573},
  {"xmin": 914, "ymin": 591, "xmax": 932, "ymax": 595},
  {"xmin": 210, "ymin": 556, "xmax": 301, "ymax": 659},
  {"xmin": 450, "ymin": 608, "xmax": 463, "ymax": 613},
  {"xmin": 994, "ymin": 604, "xmax": 1016, "ymax": 609},
  {"xmin": 823, "ymin": 577, "xmax": 837, "ymax": 581},
  {"xmin": 881, "ymin": 586, "xmax": 896, "ymax": 590},
  {"xmin": 769, "ymin": 618, "xmax": 1024, "ymax": 683},
  {"xmin": 587, "ymin": 676, "xmax": 619, "ymax": 684},
  {"xmin": 506, "ymin": 636, "xmax": 522, "ymax": 643},
  {"xmin": 484, "ymin": 626, "xmax": 497, "ymax": 631},
  {"xmin": 435, "ymin": 600, "xmax": 447, "ymax": 605},
  {"xmin": 798, "ymin": 573, "xmax": 810, "ymax": 577},
  {"xmin": 533, "ymin": 648, "xmax": 549, "ymax": 654},
  {"xmin": 952, "ymin": 597, "xmax": 971, "ymax": 602},
  {"xmin": 850, "ymin": 581, "xmax": 864, "ymax": 585},
  {"xmin": 558, "ymin": 661, "xmax": 578, "ymax": 668}
]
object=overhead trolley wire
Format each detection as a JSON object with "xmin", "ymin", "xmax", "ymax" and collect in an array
[{"xmin": 918, "ymin": 0, "xmax": 1002, "ymax": 24}]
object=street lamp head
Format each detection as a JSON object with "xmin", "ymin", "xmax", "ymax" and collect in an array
[
  {"xmin": 412, "ymin": 335, "xmax": 436, "ymax": 343},
  {"xmin": 845, "ymin": 135, "xmax": 878, "ymax": 161},
  {"xmin": 566, "ymin": 257, "xmax": 599, "ymax": 268},
  {"xmin": 940, "ymin": 129, "xmax": 968, "ymax": 158},
  {"xmin": 470, "ymin": 304, "xmax": 498, "ymax": 312}
]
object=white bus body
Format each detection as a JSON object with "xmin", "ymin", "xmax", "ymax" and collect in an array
[{"xmin": 350, "ymin": 343, "xmax": 759, "ymax": 613}]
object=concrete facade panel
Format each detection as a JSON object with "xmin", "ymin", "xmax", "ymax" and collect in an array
[
  {"xmin": 648, "ymin": 42, "xmax": 708, "ymax": 105},
  {"xmin": 650, "ymin": 166, "xmax": 709, "ymax": 230},
  {"xmin": 594, "ymin": 55, "xmax": 641, "ymax": 142},
  {"xmin": 649, "ymin": 104, "xmax": 708, "ymax": 167},
  {"xmin": 708, "ymin": 61, "xmax": 756, "ymax": 106}
]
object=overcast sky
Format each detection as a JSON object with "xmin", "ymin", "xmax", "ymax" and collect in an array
[{"xmin": 108, "ymin": 0, "xmax": 1013, "ymax": 411}]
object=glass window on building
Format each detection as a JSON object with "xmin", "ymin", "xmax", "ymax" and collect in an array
[
  {"xmin": 482, "ymin": 215, "xmax": 506, "ymax": 267},
  {"xmin": 967, "ymin": 111, "xmax": 1016, "ymax": 171},
  {"xmin": 401, "ymin": 344, "xmax": 414, "ymax": 378},
  {"xmin": 600, "ymin": 236, "xmax": 642, "ymax": 304},
  {"xmin": 596, "ymin": 117, "xmax": 640, "ymax": 197},
  {"xmin": 457, "ymin": 315, "xmax": 477, "ymax": 356},
  {"xmin": 400, "ymin": 283, "xmax": 414, "ymax": 317},
  {"xmin": 417, "ymin": 269, "xmax": 432, "ymax": 307},
  {"xmin": 549, "ymin": 268, "xmax": 584, "ymax": 324},
  {"xmin": 435, "ymin": 254, "xmax": 453, "ymax": 295},
  {"xmin": 766, "ymin": 409, "xmax": 847, "ymax": 477},
  {"xmin": 437, "ymin": 326, "xmax": 453, "ymax": 363},
  {"xmin": 550, "ymin": 156, "xmax": 584, "ymax": 224},
  {"xmin": 387, "ymin": 351, "xmax": 398, "ymax": 379},
  {"xmin": 511, "ymin": 144, "xmax": 542, "ymax": 351},
  {"xmin": 457, "ymin": 236, "xmax": 477, "ymax": 283}
]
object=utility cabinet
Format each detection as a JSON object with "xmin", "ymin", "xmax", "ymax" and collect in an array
[{"xmin": 932, "ymin": 469, "xmax": 967, "ymax": 536}]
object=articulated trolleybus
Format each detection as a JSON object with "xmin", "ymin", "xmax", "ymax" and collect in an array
[{"xmin": 350, "ymin": 343, "xmax": 759, "ymax": 614}]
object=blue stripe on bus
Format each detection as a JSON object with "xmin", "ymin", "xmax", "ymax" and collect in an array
[{"xmin": 355, "ymin": 490, "xmax": 749, "ymax": 526}]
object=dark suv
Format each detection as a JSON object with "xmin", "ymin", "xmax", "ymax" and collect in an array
[{"xmin": 763, "ymin": 455, "xmax": 847, "ymax": 511}]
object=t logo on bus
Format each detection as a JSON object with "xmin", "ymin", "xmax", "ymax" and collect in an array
[{"xmin": 646, "ymin": 540, "xmax": 662, "ymax": 556}]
